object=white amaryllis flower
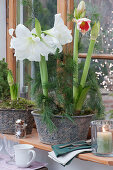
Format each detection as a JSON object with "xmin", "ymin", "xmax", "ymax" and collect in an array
[
  {"xmin": 9, "ymin": 15, "xmax": 72, "ymax": 61},
  {"xmin": 74, "ymin": 18, "xmax": 91, "ymax": 34},
  {"xmin": 9, "ymin": 24, "xmax": 56, "ymax": 61},
  {"xmin": 45, "ymin": 14, "xmax": 72, "ymax": 46}
]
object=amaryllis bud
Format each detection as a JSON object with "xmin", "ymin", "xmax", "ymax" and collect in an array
[
  {"xmin": 76, "ymin": 18, "xmax": 91, "ymax": 35},
  {"xmin": 77, "ymin": 1, "xmax": 86, "ymax": 15},
  {"xmin": 91, "ymin": 21, "xmax": 100, "ymax": 40},
  {"xmin": 7, "ymin": 70, "xmax": 14, "ymax": 86}
]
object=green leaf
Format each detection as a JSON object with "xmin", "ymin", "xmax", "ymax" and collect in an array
[
  {"xmin": 78, "ymin": 85, "xmax": 83, "ymax": 94},
  {"xmin": 74, "ymin": 8, "xmax": 78, "ymax": 19},
  {"xmin": 76, "ymin": 86, "xmax": 90, "ymax": 110},
  {"xmin": 35, "ymin": 18, "xmax": 42, "ymax": 38},
  {"xmin": 91, "ymin": 21, "xmax": 100, "ymax": 40}
]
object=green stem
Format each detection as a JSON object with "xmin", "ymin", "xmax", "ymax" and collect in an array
[
  {"xmin": 39, "ymin": 55, "xmax": 48, "ymax": 97},
  {"xmin": 80, "ymin": 40, "xmax": 95, "ymax": 88},
  {"xmin": 10, "ymin": 86, "xmax": 14, "ymax": 100},
  {"xmin": 73, "ymin": 25, "xmax": 79, "ymax": 109}
]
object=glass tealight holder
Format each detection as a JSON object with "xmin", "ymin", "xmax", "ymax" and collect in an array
[
  {"xmin": 15, "ymin": 123, "xmax": 27, "ymax": 139},
  {"xmin": 91, "ymin": 120, "xmax": 113, "ymax": 157}
]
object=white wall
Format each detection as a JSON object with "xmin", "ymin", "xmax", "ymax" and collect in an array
[
  {"xmin": 35, "ymin": 149, "xmax": 113, "ymax": 170},
  {"xmin": 0, "ymin": 0, "xmax": 6, "ymax": 60}
]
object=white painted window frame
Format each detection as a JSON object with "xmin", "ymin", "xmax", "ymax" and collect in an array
[{"xmin": 0, "ymin": 0, "xmax": 6, "ymax": 60}]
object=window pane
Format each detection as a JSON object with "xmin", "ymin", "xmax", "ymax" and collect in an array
[{"xmin": 81, "ymin": 58, "xmax": 113, "ymax": 115}]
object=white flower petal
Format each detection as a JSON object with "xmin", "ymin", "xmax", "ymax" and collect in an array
[
  {"xmin": 32, "ymin": 36, "xmax": 40, "ymax": 42},
  {"xmin": 77, "ymin": 18, "xmax": 91, "ymax": 24},
  {"xmin": 15, "ymin": 24, "xmax": 31, "ymax": 37},
  {"xmin": 47, "ymin": 13, "xmax": 72, "ymax": 46},
  {"xmin": 54, "ymin": 14, "xmax": 64, "ymax": 26}
]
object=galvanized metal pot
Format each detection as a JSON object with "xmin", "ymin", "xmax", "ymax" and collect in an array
[
  {"xmin": 0, "ymin": 109, "xmax": 34, "ymax": 134},
  {"xmin": 32, "ymin": 110, "xmax": 93, "ymax": 145}
]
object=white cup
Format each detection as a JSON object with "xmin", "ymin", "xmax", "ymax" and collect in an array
[{"xmin": 14, "ymin": 144, "xmax": 36, "ymax": 168}]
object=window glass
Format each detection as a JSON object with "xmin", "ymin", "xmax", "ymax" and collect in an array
[
  {"xmin": 74, "ymin": 0, "xmax": 113, "ymax": 55},
  {"xmin": 80, "ymin": 58, "xmax": 113, "ymax": 115}
]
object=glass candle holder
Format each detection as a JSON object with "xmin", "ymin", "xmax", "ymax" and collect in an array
[
  {"xmin": 91, "ymin": 120, "xmax": 113, "ymax": 157},
  {"xmin": 15, "ymin": 123, "xmax": 27, "ymax": 139}
]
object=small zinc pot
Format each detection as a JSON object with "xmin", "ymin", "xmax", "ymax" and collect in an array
[
  {"xmin": 32, "ymin": 110, "xmax": 93, "ymax": 145},
  {"xmin": 0, "ymin": 109, "xmax": 34, "ymax": 135}
]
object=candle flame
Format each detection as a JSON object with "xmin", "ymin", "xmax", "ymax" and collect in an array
[{"xmin": 102, "ymin": 126, "xmax": 106, "ymax": 132}]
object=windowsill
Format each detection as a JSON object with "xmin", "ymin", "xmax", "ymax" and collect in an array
[
  {"xmin": 0, "ymin": 129, "xmax": 52, "ymax": 152},
  {"xmin": 1, "ymin": 129, "xmax": 113, "ymax": 166}
]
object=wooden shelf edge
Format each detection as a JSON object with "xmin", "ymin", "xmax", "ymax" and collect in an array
[
  {"xmin": 0, "ymin": 129, "xmax": 52, "ymax": 152},
  {"xmin": 1, "ymin": 129, "xmax": 113, "ymax": 166},
  {"xmin": 78, "ymin": 153, "xmax": 113, "ymax": 166}
]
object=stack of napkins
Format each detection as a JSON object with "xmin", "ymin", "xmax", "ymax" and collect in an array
[{"xmin": 48, "ymin": 141, "xmax": 92, "ymax": 166}]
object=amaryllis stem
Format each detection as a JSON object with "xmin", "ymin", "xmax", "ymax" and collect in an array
[
  {"xmin": 39, "ymin": 55, "xmax": 48, "ymax": 98},
  {"xmin": 73, "ymin": 25, "xmax": 79, "ymax": 110},
  {"xmin": 80, "ymin": 40, "xmax": 95, "ymax": 88}
]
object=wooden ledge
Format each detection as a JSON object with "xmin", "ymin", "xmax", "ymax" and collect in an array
[
  {"xmin": 78, "ymin": 153, "xmax": 113, "ymax": 166},
  {"xmin": 0, "ymin": 129, "xmax": 52, "ymax": 152},
  {"xmin": 1, "ymin": 129, "xmax": 113, "ymax": 166}
]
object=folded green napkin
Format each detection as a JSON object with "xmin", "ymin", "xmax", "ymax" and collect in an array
[{"xmin": 52, "ymin": 141, "xmax": 91, "ymax": 157}]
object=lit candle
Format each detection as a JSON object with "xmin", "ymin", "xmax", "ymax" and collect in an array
[
  {"xmin": 109, "ymin": 129, "xmax": 113, "ymax": 140},
  {"xmin": 97, "ymin": 126, "xmax": 112, "ymax": 154}
]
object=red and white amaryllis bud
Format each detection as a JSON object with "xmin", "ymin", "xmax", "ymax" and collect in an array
[{"xmin": 76, "ymin": 18, "xmax": 91, "ymax": 34}]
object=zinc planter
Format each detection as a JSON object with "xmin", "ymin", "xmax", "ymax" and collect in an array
[
  {"xmin": 32, "ymin": 110, "xmax": 93, "ymax": 145},
  {"xmin": 0, "ymin": 109, "xmax": 34, "ymax": 134}
]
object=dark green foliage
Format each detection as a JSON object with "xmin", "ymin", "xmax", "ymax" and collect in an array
[
  {"xmin": 82, "ymin": 63, "xmax": 105, "ymax": 119},
  {"xmin": 42, "ymin": 106, "xmax": 56, "ymax": 132},
  {"xmin": 30, "ymin": 52, "xmax": 104, "ymax": 130},
  {"xmin": 0, "ymin": 59, "xmax": 10, "ymax": 100}
]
